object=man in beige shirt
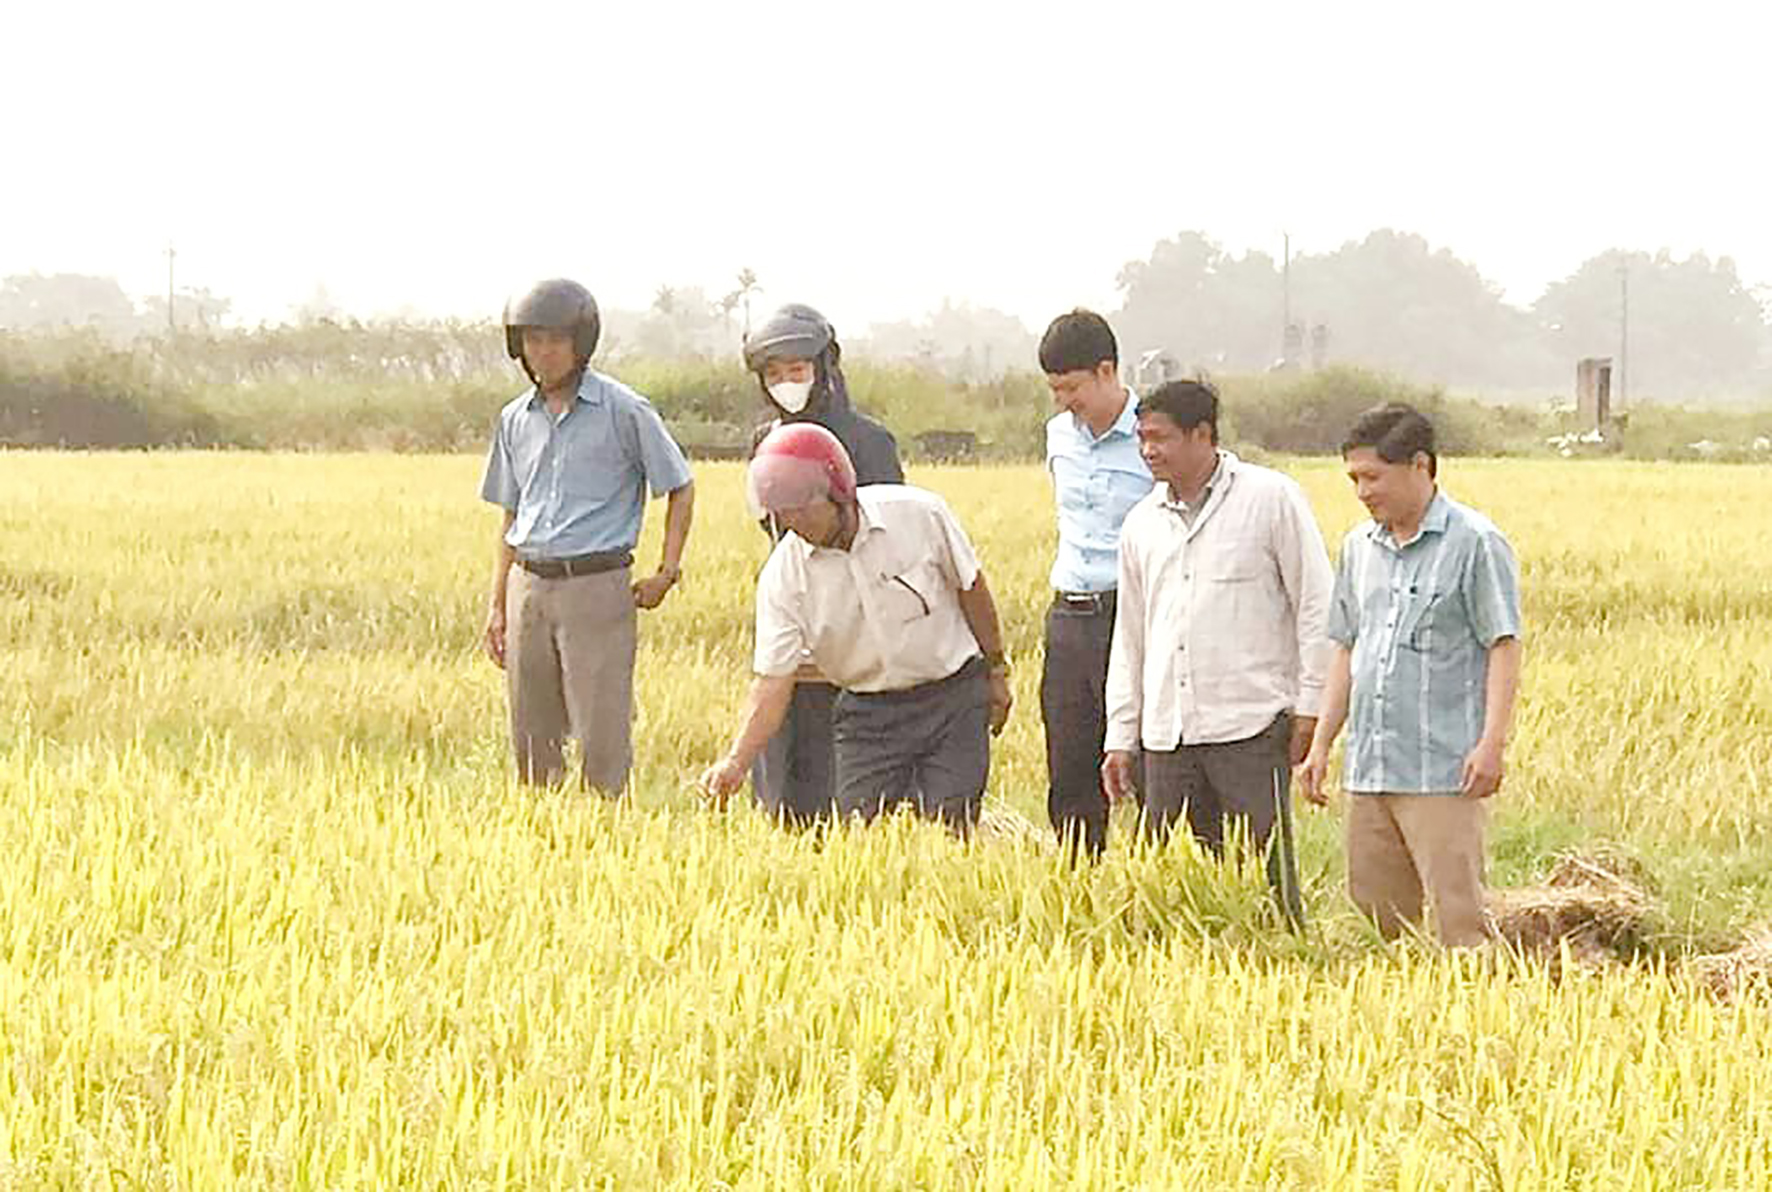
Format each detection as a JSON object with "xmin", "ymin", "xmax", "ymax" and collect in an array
[
  {"xmin": 1103, "ymin": 381, "xmax": 1332, "ymax": 908},
  {"xmin": 700, "ymin": 424, "xmax": 1013, "ymax": 833}
]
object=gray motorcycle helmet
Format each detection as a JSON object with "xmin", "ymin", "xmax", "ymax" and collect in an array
[
  {"xmin": 743, "ymin": 303, "xmax": 839, "ymax": 374},
  {"xmin": 504, "ymin": 278, "xmax": 601, "ymax": 362}
]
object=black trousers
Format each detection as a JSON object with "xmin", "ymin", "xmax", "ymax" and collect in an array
[
  {"xmin": 832, "ymin": 657, "xmax": 990, "ymax": 835},
  {"xmin": 751, "ymin": 681, "xmax": 839, "ymax": 828},
  {"xmin": 1039, "ymin": 592, "xmax": 1122, "ymax": 859}
]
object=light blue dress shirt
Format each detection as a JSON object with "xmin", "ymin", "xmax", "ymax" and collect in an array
[
  {"xmin": 480, "ymin": 370, "xmax": 692, "ymax": 559},
  {"xmin": 1046, "ymin": 394, "xmax": 1154, "ymax": 592},
  {"xmin": 1328, "ymin": 491, "xmax": 1523, "ymax": 794}
]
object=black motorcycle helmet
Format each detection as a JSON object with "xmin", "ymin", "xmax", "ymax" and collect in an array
[
  {"xmin": 504, "ymin": 279, "xmax": 601, "ymax": 381},
  {"xmin": 742, "ymin": 303, "xmax": 841, "ymax": 412}
]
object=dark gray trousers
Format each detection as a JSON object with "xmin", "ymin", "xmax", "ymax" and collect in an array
[
  {"xmin": 1040, "ymin": 593, "xmax": 1117, "ymax": 860},
  {"xmin": 1142, "ymin": 712, "xmax": 1291, "ymax": 856},
  {"xmin": 751, "ymin": 681, "xmax": 839, "ymax": 828},
  {"xmin": 832, "ymin": 657, "xmax": 990, "ymax": 834}
]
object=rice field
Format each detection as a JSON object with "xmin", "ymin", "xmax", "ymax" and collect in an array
[{"xmin": 2, "ymin": 452, "xmax": 1770, "ymax": 1187}]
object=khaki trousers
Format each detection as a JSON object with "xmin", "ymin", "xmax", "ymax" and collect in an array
[
  {"xmin": 1346, "ymin": 793, "xmax": 1491, "ymax": 947},
  {"xmin": 505, "ymin": 566, "xmax": 636, "ymax": 793}
]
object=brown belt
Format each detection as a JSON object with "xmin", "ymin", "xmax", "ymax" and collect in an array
[{"xmin": 517, "ymin": 551, "xmax": 633, "ymax": 579}]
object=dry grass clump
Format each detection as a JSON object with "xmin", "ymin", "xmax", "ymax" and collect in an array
[
  {"xmin": 1690, "ymin": 927, "xmax": 1772, "ymax": 1000},
  {"xmin": 1489, "ymin": 849, "xmax": 1661, "ymax": 966},
  {"xmin": 975, "ymin": 799, "xmax": 1051, "ymax": 850}
]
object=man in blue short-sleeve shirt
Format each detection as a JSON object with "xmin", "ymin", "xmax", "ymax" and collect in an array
[
  {"xmin": 1300, "ymin": 403, "xmax": 1522, "ymax": 946},
  {"xmin": 480, "ymin": 279, "xmax": 695, "ymax": 793}
]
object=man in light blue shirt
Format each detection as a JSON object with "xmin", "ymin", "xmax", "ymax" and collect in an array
[
  {"xmin": 1039, "ymin": 310, "xmax": 1154, "ymax": 859},
  {"xmin": 480, "ymin": 279, "xmax": 695, "ymax": 793},
  {"xmin": 1300, "ymin": 404, "xmax": 1522, "ymax": 946}
]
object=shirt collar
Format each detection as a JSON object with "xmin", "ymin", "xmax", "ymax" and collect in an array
[
  {"xmin": 1366, "ymin": 488, "xmax": 1450, "ymax": 547},
  {"xmin": 1161, "ymin": 449, "xmax": 1232, "ymax": 513},
  {"xmin": 525, "ymin": 369, "xmax": 604, "ymax": 413},
  {"xmin": 1069, "ymin": 387, "xmax": 1137, "ymax": 445},
  {"xmin": 799, "ymin": 489, "xmax": 880, "ymax": 556}
]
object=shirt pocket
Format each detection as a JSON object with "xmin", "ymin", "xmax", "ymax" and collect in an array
[
  {"xmin": 875, "ymin": 558, "xmax": 942, "ymax": 626},
  {"xmin": 1402, "ymin": 591, "xmax": 1462, "ymax": 652},
  {"xmin": 1204, "ymin": 537, "xmax": 1265, "ymax": 584},
  {"xmin": 561, "ymin": 431, "xmax": 630, "ymax": 505}
]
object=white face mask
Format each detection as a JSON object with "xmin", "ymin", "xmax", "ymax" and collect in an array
[{"xmin": 768, "ymin": 378, "xmax": 815, "ymax": 414}]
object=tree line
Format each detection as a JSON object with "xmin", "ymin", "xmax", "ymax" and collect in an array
[{"xmin": 4, "ymin": 228, "xmax": 1771, "ymax": 402}]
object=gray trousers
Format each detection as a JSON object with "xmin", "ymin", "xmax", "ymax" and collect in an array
[
  {"xmin": 832, "ymin": 657, "xmax": 990, "ymax": 834},
  {"xmin": 751, "ymin": 681, "xmax": 839, "ymax": 828},
  {"xmin": 1142, "ymin": 712, "xmax": 1291, "ymax": 854},
  {"xmin": 504, "ymin": 566, "xmax": 636, "ymax": 792}
]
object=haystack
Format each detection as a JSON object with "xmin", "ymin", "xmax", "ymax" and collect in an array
[{"xmin": 1488, "ymin": 849, "xmax": 1660, "ymax": 964}]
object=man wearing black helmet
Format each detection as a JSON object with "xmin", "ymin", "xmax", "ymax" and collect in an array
[
  {"xmin": 742, "ymin": 303, "xmax": 903, "ymax": 827},
  {"xmin": 480, "ymin": 278, "xmax": 696, "ymax": 794}
]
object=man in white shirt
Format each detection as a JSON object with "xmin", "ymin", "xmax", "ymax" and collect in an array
[
  {"xmin": 1103, "ymin": 381, "xmax": 1333, "ymax": 908},
  {"xmin": 699, "ymin": 424, "xmax": 1014, "ymax": 833}
]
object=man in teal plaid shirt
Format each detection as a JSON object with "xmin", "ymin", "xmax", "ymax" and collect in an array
[{"xmin": 1299, "ymin": 404, "xmax": 1523, "ymax": 946}]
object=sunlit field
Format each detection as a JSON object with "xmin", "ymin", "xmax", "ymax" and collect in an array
[{"xmin": 2, "ymin": 453, "xmax": 1771, "ymax": 1187}]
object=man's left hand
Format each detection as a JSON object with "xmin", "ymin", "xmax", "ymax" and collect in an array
[
  {"xmin": 986, "ymin": 671, "xmax": 1013, "ymax": 736},
  {"xmin": 1461, "ymin": 738, "xmax": 1506, "ymax": 799},
  {"xmin": 1288, "ymin": 715, "xmax": 1318, "ymax": 767},
  {"xmin": 632, "ymin": 568, "xmax": 679, "ymax": 609}
]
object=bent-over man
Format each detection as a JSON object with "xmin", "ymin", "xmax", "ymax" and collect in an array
[{"xmin": 699, "ymin": 424, "xmax": 1012, "ymax": 833}]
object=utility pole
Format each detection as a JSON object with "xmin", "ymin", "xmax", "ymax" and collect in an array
[
  {"xmin": 1618, "ymin": 260, "xmax": 1629, "ymax": 407},
  {"xmin": 166, "ymin": 242, "xmax": 177, "ymax": 335}
]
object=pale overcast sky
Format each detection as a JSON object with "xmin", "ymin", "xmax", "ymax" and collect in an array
[{"xmin": 4, "ymin": 0, "xmax": 1766, "ymax": 328}]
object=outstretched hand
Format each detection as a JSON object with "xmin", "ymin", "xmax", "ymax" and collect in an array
[{"xmin": 697, "ymin": 757, "xmax": 747, "ymax": 809}]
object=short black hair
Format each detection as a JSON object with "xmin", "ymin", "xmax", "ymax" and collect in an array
[
  {"xmin": 1137, "ymin": 379, "xmax": 1219, "ymax": 445},
  {"xmin": 1341, "ymin": 403, "xmax": 1437, "ymax": 477},
  {"xmin": 1039, "ymin": 309, "xmax": 1118, "ymax": 374}
]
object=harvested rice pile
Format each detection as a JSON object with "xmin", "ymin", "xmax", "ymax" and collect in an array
[
  {"xmin": 1690, "ymin": 928, "xmax": 1772, "ymax": 1000},
  {"xmin": 1488, "ymin": 850, "xmax": 1661, "ymax": 966}
]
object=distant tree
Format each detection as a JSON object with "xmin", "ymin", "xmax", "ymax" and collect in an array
[
  {"xmin": 1115, "ymin": 230, "xmax": 1557, "ymax": 392},
  {"xmin": 638, "ymin": 286, "xmax": 723, "ymax": 358},
  {"xmin": 141, "ymin": 287, "xmax": 233, "ymax": 334},
  {"xmin": 1535, "ymin": 250, "xmax": 1769, "ymax": 400},
  {"xmin": 1290, "ymin": 230, "xmax": 1551, "ymax": 390},
  {"xmin": 734, "ymin": 267, "xmax": 762, "ymax": 338},
  {"xmin": 1113, "ymin": 232, "xmax": 1283, "ymax": 375},
  {"xmin": 291, "ymin": 284, "xmax": 345, "ymax": 327},
  {"xmin": 861, "ymin": 300, "xmax": 1035, "ymax": 380},
  {"xmin": 0, "ymin": 272, "xmax": 141, "ymax": 337}
]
